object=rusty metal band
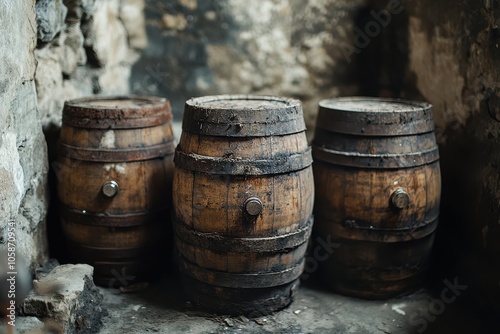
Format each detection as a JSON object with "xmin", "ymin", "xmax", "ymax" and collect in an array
[
  {"xmin": 62, "ymin": 113, "xmax": 172, "ymax": 129},
  {"xmin": 313, "ymin": 128, "xmax": 438, "ymax": 153},
  {"xmin": 173, "ymin": 216, "xmax": 313, "ymax": 253},
  {"xmin": 174, "ymin": 148, "xmax": 312, "ymax": 175},
  {"xmin": 317, "ymin": 98, "xmax": 434, "ymax": 136},
  {"xmin": 314, "ymin": 216, "xmax": 439, "ymax": 243},
  {"xmin": 59, "ymin": 205, "xmax": 169, "ymax": 227},
  {"xmin": 312, "ymin": 145, "xmax": 439, "ymax": 168},
  {"xmin": 182, "ymin": 117, "xmax": 306, "ymax": 137},
  {"xmin": 178, "ymin": 257, "xmax": 305, "ymax": 289},
  {"xmin": 57, "ymin": 140, "xmax": 176, "ymax": 162},
  {"xmin": 63, "ymin": 95, "xmax": 173, "ymax": 129},
  {"xmin": 183, "ymin": 95, "xmax": 306, "ymax": 136}
]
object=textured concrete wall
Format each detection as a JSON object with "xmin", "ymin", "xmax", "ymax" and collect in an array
[
  {"xmin": 362, "ymin": 0, "xmax": 500, "ymax": 312},
  {"xmin": 402, "ymin": 2, "xmax": 500, "ymax": 311},
  {"xmin": 0, "ymin": 1, "xmax": 49, "ymax": 267},
  {"xmin": 131, "ymin": 0, "xmax": 367, "ymax": 138},
  {"xmin": 407, "ymin": 1, "xmax": 500, "ymax": 313}
]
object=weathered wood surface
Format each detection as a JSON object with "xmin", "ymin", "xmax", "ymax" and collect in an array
[
  {"xmin": 57, "ymin": 95, "xmax": 175, "ymax": 287},
  {"xmin": 312, "ymin": 97, "xmax": 441, "ymax": 299},
  {"xmin": 173, "ymin": 95, "xmax": 314, "ymax": 315}
]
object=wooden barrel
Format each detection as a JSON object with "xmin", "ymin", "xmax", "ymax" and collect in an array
[
  {"xmin": 56, "ymin": 95, "xmax": 175, "ymax": 287},
  {"xmin": 173, "ymin": 95, "xmax": 314, "ymax": 316},
  {"xmin": 312, "ymin": 97, "xmax": 441, "ymax": 299}
]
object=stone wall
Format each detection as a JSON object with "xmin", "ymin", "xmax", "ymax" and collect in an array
[
  {"xmin": 0, "ymin": 1, "xmax": 48, "ymax": 267},
  {"xmin": 36, "ymin": 0, "xmax": 147, "ymax": 130},
  {"xmin": 131, "ymin": 0, "xmax": 368, "ymax": 138},
  {"xmin": 0, "ymin": 0, "xmax": 146, "ymax": 269}
]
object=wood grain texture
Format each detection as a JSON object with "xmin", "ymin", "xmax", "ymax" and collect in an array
[
  {"xmin": 172, "ymin": 95, "xmax": 314, "ymax": 315},
  {"xmin": 312, "ymin": 97, "xmax": 442, "ymax": 299},
  {"xmin": 56, "ymin": 96, "xmax": 175, "ymax": 287}
]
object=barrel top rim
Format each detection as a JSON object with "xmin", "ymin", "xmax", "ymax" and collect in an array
[
  {"xmin": 64, "ymin": 95, "xmax": 170, "ymax": 110},
  {"xmin": 319, "ymin": 96, "xmax": 432, "ymax": 113},
  {"xmin": 186, "ymin": 94, "xmax": 302, "ymax": 111}
]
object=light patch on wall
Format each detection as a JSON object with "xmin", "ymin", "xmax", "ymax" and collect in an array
[
  {"xmin": 0, "ymin": 133, "xmax": 25, "ymax": 221},
  {"xmin": 228, "ymin": 0, "xmax": 287, "ymax": 26},
  {"xmin": 162, "ymin": 13, "xmax": 188, "ymax": 30},
  {"xmin": 302, "ymin": 32, "xmax": 335, "ymax": 74},
  {"xmin": 254, "ymin": 28, "xmax": 290, "ymax": 60},
  {"xmin": 90, "ymin": 0, "xmax": 129, "ymax": 67},
  {"xmin": 179, "ymin": 0, "xmax": 197, "ymax": 11},
  {"xmin": 408, "ymin": 16, "xmax": 466, "ymax": 130}
]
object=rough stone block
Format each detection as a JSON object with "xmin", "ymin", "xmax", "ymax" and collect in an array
[
  {"xmin": 98, "ymin": 65, "xmax": 131, "ymax": 94},
  {"xmin": 21, "ymin": 264, "xmax": 106, "ymax": 334},
  {"xmin": 64, "ymin": 0, "xmax": 96, "ymax": 23},
  {"xmin": 85, "ymin": 0, "xmax": 128, "ymax": 67},
  {"xmin": 120, "ymin": 0, "xmax": 148, "ymax": 50},
  {"xmin": 59, "ymin": 24, "xmax": 86, "ymax": 75},
  {"xmin": 36, "ymin": 0, "xmax": 68, "ymax": 43},
  {"xmin": 34, "ymin": 47, "xmax": 64, "ymax": 125}
]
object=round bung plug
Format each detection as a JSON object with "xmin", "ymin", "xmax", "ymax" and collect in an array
[{"xmin": 244, "ymin": 197, "xmax": 263, "ymax": 216}]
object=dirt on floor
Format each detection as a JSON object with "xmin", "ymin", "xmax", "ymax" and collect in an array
[{"xmin": 96, "ymin": 273, "xmax": 498, "ymax": 334}]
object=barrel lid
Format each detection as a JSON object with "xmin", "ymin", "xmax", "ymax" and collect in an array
[
  {"xmin": 182, "ymin": 94, "xmax": 306, "ymax": 136},
  {"xmin": 316, "ymin": 97, "xmax": 434, "ymax": 136},
  {"xmin": 63, "ymin": 95, "xmax": 172, "ymax": 129}
]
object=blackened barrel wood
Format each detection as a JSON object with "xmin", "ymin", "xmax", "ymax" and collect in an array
[
  {"xmin": 312, "ymin": 97, "xmax": 441, "ymax": 299},
  {"xmin": 57, "ymin": 95, "xmax": 175, "ymax": 287},
  {"xmin": 173, "ymin": 95, "xmax": 314, "ymax": 316}
]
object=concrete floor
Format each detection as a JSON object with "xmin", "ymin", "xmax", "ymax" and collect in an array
[
  {"xmin": 96, "ymin": 273, "xmax": 498, "ymax": 334},
  {"xmin": 7, "ymin": 271, "xmax": 498, "ymax": 333}
]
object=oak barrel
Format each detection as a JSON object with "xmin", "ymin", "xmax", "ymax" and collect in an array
[
  {"xmin": 312, "ymin": 97, "xmax": 441, "ymax": 299},
  {"xmin": 173, "ymin": 95, "xmax": 314, "ymax": 315},
  {"xmin": 56, "ymin": 95, "xmax": 175, "ymax": 287}
]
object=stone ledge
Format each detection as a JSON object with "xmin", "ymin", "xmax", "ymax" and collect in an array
[{"xmin": 20, "ymin": 264, "xmax": 106, "ymax": 334}]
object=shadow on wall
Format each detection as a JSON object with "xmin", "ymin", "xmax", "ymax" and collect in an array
[
  {"xmin": 354, "ymin": 0, "xmax": 410, "ymax": 98},
  {"xmin": 130, "ymin": 0, "xmax": 233, "ymax": 118},
  {"xmin": 44, "ymin": 126, "xmax": 67, "ymax": 264}
]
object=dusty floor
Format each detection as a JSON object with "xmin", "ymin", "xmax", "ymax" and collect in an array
[
  {"xmin": 7, "ymin": 264, "xmax": 499, "ymax": 333},
  {"xmin": 95, "ymin": 273, "xmax": 498, "ymax": 334}
]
